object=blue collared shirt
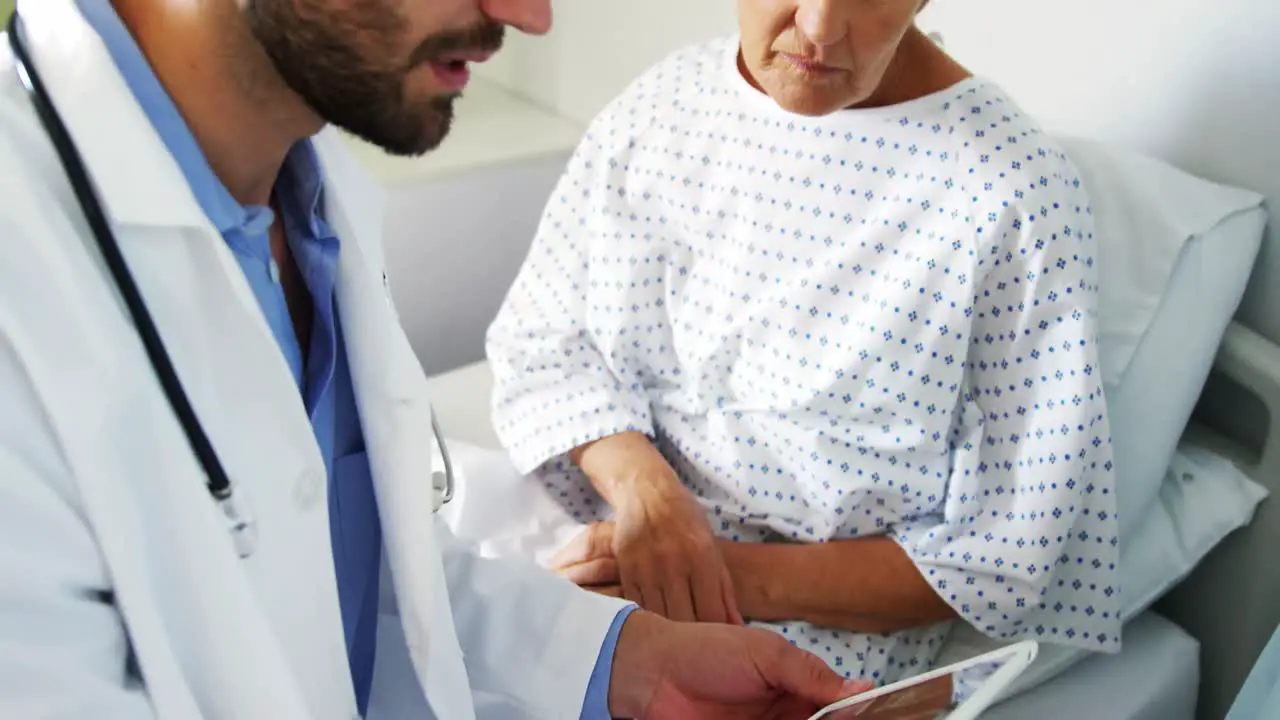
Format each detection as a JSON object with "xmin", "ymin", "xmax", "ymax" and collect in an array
[{"xmin": 79, "ymin": 2, "xmax": 627, "ymax": 716}]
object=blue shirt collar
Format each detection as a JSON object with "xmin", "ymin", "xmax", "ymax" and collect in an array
[{"xmin": 76, "ymin": 0, "xmax": 325, "ymax": 237}]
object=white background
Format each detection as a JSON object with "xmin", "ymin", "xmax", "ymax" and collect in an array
[{"xmin": 476, "ymin": 0, "xmax": 737, "ymax": 123}]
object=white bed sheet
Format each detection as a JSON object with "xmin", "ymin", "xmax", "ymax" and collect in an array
[
  {"xmin": 425, "ymin": 362, "xmax": 1202, "ymax": 719},
  {"xmin": 982, "ymin": 612, "xmax": 1198, "ymax": 720}
]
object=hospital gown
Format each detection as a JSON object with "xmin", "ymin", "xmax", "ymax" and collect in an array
[{"xmin": 486, "ymin": 38, "xmax": 1122, "ymax": 690}]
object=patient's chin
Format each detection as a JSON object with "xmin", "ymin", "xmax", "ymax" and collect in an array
[{"xmin": 768, "ymin": 88, "xmax": 857, "ymax": 118}]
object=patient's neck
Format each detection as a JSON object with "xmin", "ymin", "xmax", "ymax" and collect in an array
[
  {"xmin": 857, "ymin": 26, "xmax": 973, "ymax": 109},
  {"xmin": 111, "ymin": 0, "xmax": 322, "ymax": 207}
]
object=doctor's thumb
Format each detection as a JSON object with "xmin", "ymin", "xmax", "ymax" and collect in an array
[{"xmin": 760, "ymin": 637, "xmax": 864, "ymax": 708}]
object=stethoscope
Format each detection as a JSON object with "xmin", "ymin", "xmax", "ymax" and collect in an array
[{"xmin": 6, "ymin": 12, "xmax": 456, "ymax": 559}]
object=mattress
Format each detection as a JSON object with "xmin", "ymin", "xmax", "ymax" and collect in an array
[
  {"xmin": 982, "ymin": 612, "xmax": 1199, "ymax": 720},
  {"xmin": 424, "ymin": 363, "xmax": 1202, "ymax": 719}
]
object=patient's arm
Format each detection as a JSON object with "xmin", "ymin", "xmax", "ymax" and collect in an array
[
  {"xmin": 485, "ymin": 72, "xmax": 742, "ymax": 625},
  {"xmin": 720, "ymin": 537, "xmax": 957, "ymax": 634},
  {"xmin": 570, "ymin": 431, "xmax": 679, "ymax": 507},
  {"xmin": 484, "ymin": 101, "xmax": 656, "ymax": 477}
]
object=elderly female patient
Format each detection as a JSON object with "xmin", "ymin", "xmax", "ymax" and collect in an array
[{"xmin": 486, "ymin": 0, "xmax": 1121, "ymax": 688}]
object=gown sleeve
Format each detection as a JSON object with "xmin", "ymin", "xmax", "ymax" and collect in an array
[
  {"xmin": 891, "ymin": 176, "xmax": 1123, "ymax": 653},
  {"xmin": 485, "ymin": 94, "xmax": 656, "ymax": 475}
]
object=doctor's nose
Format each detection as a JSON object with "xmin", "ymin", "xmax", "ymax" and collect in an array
[{"xmin": 481, "ymin": 0, "xmax": 553, "ymax": 35}]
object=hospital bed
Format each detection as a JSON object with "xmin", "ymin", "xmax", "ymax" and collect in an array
[{"xmin": 364, "ymin": 2, "xmax": 1280, "ymax": 717}]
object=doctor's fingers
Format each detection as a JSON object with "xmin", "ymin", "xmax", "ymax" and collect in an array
[{"xmin": 548, "ymin": 521, "xmax": 616, "ymax": 569}]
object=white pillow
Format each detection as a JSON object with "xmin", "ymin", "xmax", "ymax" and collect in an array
[
  {"xmin": 1105, "ymin": 209, "xmax": 1265, "ymax": 537},
  {"xmin": 1057, "ymin": 136, "xmax": 1266, "ymax": 537},
  {"xmin": 938, "ymin": 442, "xmax": 1269, "ymax": 700}
]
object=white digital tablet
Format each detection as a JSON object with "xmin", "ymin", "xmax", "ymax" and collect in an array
[{"xmin": 806, "ymin": 640, "xmax": 1038, "ymax": 720}]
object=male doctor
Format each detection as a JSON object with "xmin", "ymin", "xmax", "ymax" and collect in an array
[{"xmin": 0, "ymin": 0, "xmax": 872, "ymax": 718}]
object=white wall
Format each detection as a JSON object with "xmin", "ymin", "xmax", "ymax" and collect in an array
[
  {"xmin": 918, "ymin": 0, "xmax": 1280, "ymax": 347},
  {"xmin": 383, "ymin": 152, "xmax": 573, "ymax": 374},
  {"xmin": 477, "ymin": 0, "xmax": 737, "ymax": 124}
]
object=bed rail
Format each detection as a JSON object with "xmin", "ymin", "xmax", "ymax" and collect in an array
[{"xmin": 1159, "ymin": 320, "xmax": 1280, "ymax": 720}]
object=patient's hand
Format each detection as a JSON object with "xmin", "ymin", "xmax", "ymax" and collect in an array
[
  {"xmin": 565, "ymin": 432, "xmax": 742, "ymax": 624},
  {"xmin": 550, "ymin": 496, "xmax": 744, "ymax": 625}
]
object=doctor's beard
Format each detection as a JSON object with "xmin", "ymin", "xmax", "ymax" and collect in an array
[{"xmin": 245, "ymin": 0, "xmax": 504, "ymax": 156}]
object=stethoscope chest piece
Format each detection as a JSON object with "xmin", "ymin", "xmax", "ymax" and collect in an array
[
  {"xmin": 216, "ymin": 483, "xmax": 259, "ymax": 559},
  {"xmin": 431, "ymin": 409, "xmax": 455, "ymax": 512}
]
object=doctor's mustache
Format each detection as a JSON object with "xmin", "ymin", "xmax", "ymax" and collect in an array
[{"xmin": 407, "ymin": 21, "xmax": 505, "ymax": 69}]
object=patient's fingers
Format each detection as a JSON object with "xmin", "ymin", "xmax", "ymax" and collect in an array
[
  {"xmin": 690, "ymin": 563, "xmax": 728, "ymax": 624},
  {"xmin": 625, "ymin": 581, "xmax": 666, "ymax": 618},
  {"xmin": 721, "ymin": 567, "xmax": 745, "ymax": 625},
  {"xmin": 662, "ymin": 579, "xmax": 697, "ymax": 623},
  {"xmin": 586, "ymin": 585, "xmax": 624, "ymax": 599},
  {"xmin": 557, "ymin": 557, "xmax": 621, "ymax": 586},
  {"xmin": 548, "ymin": 521, "xmax": 615, "ymax": 569}
]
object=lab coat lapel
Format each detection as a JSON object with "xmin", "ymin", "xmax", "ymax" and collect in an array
[
  {"xmin": 15, "ymin": 0, "xmax": 216, "ymax": 228},
  {"xmin": 317, "ymin": 132, "xmax": 474, "ymax": 720},
  {"xmin": 18, "ymin": 0, "xmax": 327, "ymax": 492},
  {"xmin": 18, "ymin": 0, "xmax": 325, "ymax": 464},
  {"xmin": 16, "ymin": 2, "xmax": 357, "ymax": 716}
]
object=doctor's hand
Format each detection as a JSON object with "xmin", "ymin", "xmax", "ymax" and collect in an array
[
  {"xmin": 608, "ymin": 611, "xmax": 874, "ymax": 720},
  {"xmin": 549, "ymin": 512, "xmax": 744, "ymax": 625}
]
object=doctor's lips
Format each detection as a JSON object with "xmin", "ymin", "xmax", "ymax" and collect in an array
[
  {"xmin": 429, "ymin": 50, "xmax": 496, "ymax": 92},
  {"xmin": 411, "ymin": 22, "xmax": 505, "ymax": 93}
]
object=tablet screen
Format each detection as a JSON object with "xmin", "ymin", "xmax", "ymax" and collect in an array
[
  {"xmin": 821, "ymin": 659, "xmax": 1005, "ymax": 719},
  {"xmin": 833, "ymin": 674, "xmax": 954, "ymax": 719}
]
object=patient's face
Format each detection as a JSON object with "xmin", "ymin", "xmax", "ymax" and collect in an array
[
  {"xmin": 737, "ymin": 0, "xmax": 927, "ymax": 116},
  {"xmin": 245, "ymin": 0, "xmax": 551, "ymax": 156}
]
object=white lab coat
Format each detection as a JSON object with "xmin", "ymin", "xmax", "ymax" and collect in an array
[{"xmin": 0, "ymin": 1, "xmax": 628, "ymax": 718}]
